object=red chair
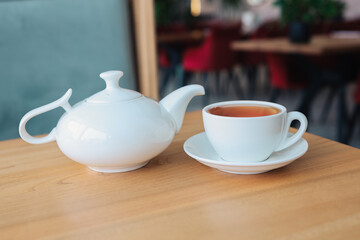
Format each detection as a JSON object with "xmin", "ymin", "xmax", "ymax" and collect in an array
[
  {"xmin": 157, "ymin": 24, "xmax": 188, "ymax": 96},
  {"xmin": 183, "ymin": 23, "xmax": 241, "ymax": 71},
  {"xmin": 158, "ymin": 47, "xmax": 171, "ymax": 68},
  {"xmin": 247, "ymin": 21, "xmax": 307, "ymax": 103},
  {"xmin": 266, "ymin": 53, "xmax": 308, "ymax": 102},
  {"xmin": 181, "ymin": 23, "xmax": 242, "ymax": 103},
  {"xmin": 239, "ymin": 21, "xmax": 287, "ymax": 98}
]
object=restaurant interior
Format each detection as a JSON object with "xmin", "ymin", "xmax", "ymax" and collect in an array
[
  {"xmin": 0, "ymin": 0, "xmax": 359, "ymax": 149},
  {"xmin": 155, "ymin": 0, "xmax": 360, "ymax": 148},
  {"xmin": 2, "ymin": 1, "xmax": 360, "ymax": 238}
]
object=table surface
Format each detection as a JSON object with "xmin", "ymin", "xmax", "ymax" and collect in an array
[
  {"xmin": 157, "ymin": 30, "xmax": 205, "ymax": 44},
  {"xmin": 1, "ymin": 111, "xmax": 360, "ymax": 239},
  {"xmin": 231, "ymin": 35, "xmax": 360, "ymax": 55}
]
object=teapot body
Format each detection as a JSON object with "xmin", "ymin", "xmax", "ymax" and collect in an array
[
  {"xmin": 19, "ymin": 71, "xmax": 204, "ymax": 173},
  {"xmin": 56, "ymin": 97, "xmax": 176, "ymax": 172}
]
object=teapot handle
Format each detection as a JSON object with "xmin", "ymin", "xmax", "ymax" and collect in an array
[{"xmin": 19, "ymin": 89, "xmax": 73, "ymax": 144}]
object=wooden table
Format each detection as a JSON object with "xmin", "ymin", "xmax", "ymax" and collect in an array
[
  {"xmin": 157, "ymin": 30, "xmax": 205, "ymax": 44},
  {"xmin": 231, "ymin": 35, "xmax": 360, "ymax": 55},
  {"xmin": 1, "ymin": 111, "xmax": 360, "ymax": 239}
]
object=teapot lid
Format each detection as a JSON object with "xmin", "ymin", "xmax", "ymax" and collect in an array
[{"xmin": 85, "ymin": 71, "xmax": 142, "ymax": 104}]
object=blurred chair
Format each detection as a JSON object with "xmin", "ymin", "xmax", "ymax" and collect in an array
[
  {"xmin": 157, "ymin": 24, "xmax": 187, "ymax": 96},
  {"xmin": 181, "ymin": 23, "xmax": 242, "ymax": 104},
  {"xmin": 239, "ymin": 20, "xmax": 287, "ymax": 98},
  {"xmin": 266, "ymin": 53, "xmax": 308, "ymax": 102},
  {"xmin": 243, "ymin": 21, "xmax": 305, "ymax": 103},
  {"xmin": 158, "ymin": 47, "xmax": 171, "ymax": 68},
  {"xmin": 310, "ymin": 19, "xmax": 360, "ymax": 123},
  {"xmin": 158, "ymin": 45, "xmax": 182, "ymax": 96},
  {"xmin": 344, "ymin": 75, "xmax": 360, "ymax": 144},
  {"xmin": 267, "ymin": 50, "xmax": 355, "ymax": 142}
]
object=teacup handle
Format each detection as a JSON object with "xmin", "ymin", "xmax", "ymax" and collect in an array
[{"xmin": 275, "ymin": 111, "xmax": 308, "ymax": 152}]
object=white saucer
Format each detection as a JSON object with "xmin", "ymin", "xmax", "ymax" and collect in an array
[{"xmin": 183, "ymin": 132, "xmax": 308, "ymax": 174}]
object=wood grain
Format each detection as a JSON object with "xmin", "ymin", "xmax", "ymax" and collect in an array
[
  {"xmin": 231, "ymin": 35, "xmax": 360, "ymax": 55},
  {"xmin": 1, "ymin": 111, "xmax": 360, "ymax": 239}
]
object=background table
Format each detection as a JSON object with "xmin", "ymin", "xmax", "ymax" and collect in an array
[
  {"xmin": 157, "ymin": 30, "xmax": 205, "ymax": 44},
  {"xmin": 231, "ymin": 35, "xmax": 360, "ymax": 55},
  {"xmin": 1, "ymin": 111, "xmax": 360, "ymax": 239}
]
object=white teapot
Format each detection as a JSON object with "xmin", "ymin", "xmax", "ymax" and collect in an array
[{"xmin": 19, "ymin": 71, "xmax": 204, "ymax": 173}]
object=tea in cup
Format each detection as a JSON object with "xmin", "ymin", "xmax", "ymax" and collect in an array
[{"xmin": 202, "ymin": 101, "xmax": 308, "ymax": 163}]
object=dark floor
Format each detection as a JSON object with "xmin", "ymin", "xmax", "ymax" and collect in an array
[{"xmin": 161, "ymin": 66, "xmax": 360, "ymax": 149}]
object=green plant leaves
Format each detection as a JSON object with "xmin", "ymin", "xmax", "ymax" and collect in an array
[{"xmin": 274, "ymin": 0, "xmax": 345, "ymax": 24}]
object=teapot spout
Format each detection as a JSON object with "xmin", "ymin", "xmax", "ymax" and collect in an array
[{"xmin": 160, "ymin": 84, "xmax": 205, "ymax": 133}]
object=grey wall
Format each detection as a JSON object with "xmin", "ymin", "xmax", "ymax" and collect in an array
[{"xmin": 0, "ymin": 0, "xmax": 136, "ymax": 140}]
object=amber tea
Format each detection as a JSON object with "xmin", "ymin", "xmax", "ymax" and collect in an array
[{"xmin": 208, "ymin": 105, "xmax": 281, "ymax": 118}]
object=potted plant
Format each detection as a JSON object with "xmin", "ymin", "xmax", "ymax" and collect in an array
[{"xmin": 274, "ymin": 0, "xmax": 345, "ymax": 43}]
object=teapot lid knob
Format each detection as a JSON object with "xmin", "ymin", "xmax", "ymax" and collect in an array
[
  {"xmin": 85, "ymin": 70, "xmax": 142, "ymax": 104},
  {"xmin": 99, "ymin": 71, "xmax": 123, "ymax": 90}
]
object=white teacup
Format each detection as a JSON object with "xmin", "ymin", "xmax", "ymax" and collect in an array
[{"xmin": 202, "ymin": 101, "xmax": 308, "ymax": 163}]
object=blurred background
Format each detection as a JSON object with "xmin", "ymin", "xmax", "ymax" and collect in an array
[
  {"xmin": 1, "ymin": 0, "xmax": 360, "ymax": 148},
  {"xmin": 0, "ymin": 0, "xmax": 136, "ymax": 141},
  {"xmin": 155, "ymin": 0, "xmax": 360, "ymax": 147}
]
